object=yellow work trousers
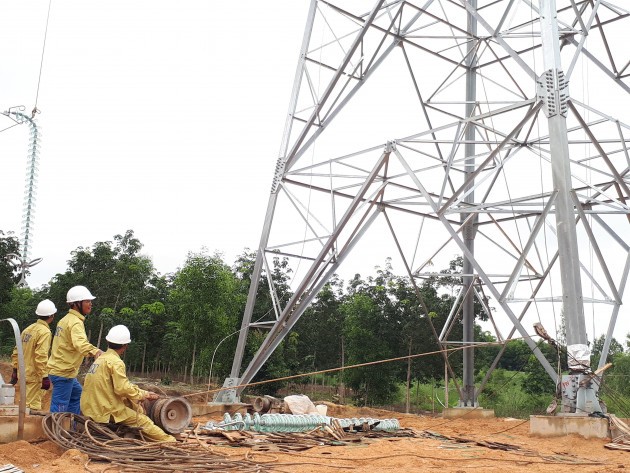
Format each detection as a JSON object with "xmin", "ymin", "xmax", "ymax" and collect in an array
[
  {"xmin": 115, "ymin": 406, "xmax": 176, "ymax": 442},
  {"xmin": 25, "ymin": 379, "xmax": 45, "ymax": 410}
]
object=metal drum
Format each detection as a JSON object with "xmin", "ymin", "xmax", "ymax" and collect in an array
[{"xmin": 145, "ymin": 396, "xmax": 192, "ymax": 434}]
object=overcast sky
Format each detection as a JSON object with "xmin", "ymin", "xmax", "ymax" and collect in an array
[{"xmin": 1, "ymin": 1, "xmax": 310, "ymax": 287}]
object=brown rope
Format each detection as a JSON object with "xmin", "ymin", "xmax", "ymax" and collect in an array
[{"xmin": 182, "ymin": 336, "xmax": 530, "ymax": 398}]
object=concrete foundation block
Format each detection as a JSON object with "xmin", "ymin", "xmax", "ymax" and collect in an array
[
  {"xmin": 0, "ymin": 415, "xmax": 47, "ymax": 443},
  {"xmin": 530, "ymin": 415, "xmax": 610, "ymax": 439},
  {"xmin": 191, "ymin": 402, "xmax": 250, "ymax": 417},
  {"xmin": 442, "ymin": 408, "xmax": 495, "ymax": 419}
]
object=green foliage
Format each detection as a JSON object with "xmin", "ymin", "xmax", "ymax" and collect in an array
[
  {"xmin": 522, "ymin": 355, "xmax": 556, "ymax": 395},
  {"xmin": 600, "ymin": 352, "xmax": 630, "ymax": 417},
  {"xmin": 167, "ymin": 249, "xmax": 244, "ymax": 379},
  {"xmin": 0, "ymin": 231, "xmax": 20, "ymax": 304},
  {"xmin": 0, "ymin": 230, "xmax": 585, "ymax": 417},
  {"xmin": 0, "ymin": 286, "xmax": 37, "ymax": 355},
  {"xmin": 591, "ymin": 334, "xmax": 624, "ymax": 368}
]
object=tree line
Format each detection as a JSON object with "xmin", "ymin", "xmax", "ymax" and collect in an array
[{"xmin": 1, "ymin": 229, "xmax": 629, "ymax": 408}]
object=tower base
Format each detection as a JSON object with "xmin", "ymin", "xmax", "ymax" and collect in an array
[{"xmin": 530, "ymin": 414, "xmax": 610, "ymax": 439}]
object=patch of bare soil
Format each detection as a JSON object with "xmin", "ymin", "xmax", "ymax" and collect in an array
[{"xmin": 187, "ymin": 408, "xmax": 629, "ymax": 473}]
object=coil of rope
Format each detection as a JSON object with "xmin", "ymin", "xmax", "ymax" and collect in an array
[{"xmin": 42, "ymin": 412, "xmax": 275, "ymax": 473}]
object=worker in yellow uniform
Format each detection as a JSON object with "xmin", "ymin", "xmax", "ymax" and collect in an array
[
  {"xmin": 81, "ymin": 325, "xmax": 176, "ymax": 442},
  {"xmin": 47, "ymin": 285, "xmax": 103, "ymax": 414},
  {"xmin": 10, "ymin": 299, "xmax": 57, "ymax": 410}
]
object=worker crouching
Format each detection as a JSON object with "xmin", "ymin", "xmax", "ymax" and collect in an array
[{"xmin": 81, "ymin": 324, "xmax": 176, "ymax": 442}]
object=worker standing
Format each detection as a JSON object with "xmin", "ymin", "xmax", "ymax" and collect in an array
[
  {"xmin": 81, "ymin": 325, "xmax": 176, "ymax": 442},
  {"xmin": 9, "ymin": 299, "xmax": 56, "ymax": 410},
  {"xmin": 47, "ymin": 285, "xmax": 103, "ymax": 414}
]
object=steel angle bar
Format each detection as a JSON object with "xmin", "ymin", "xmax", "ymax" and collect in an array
[
  {"xmin": 235, "ymin": 151, "xmax": 390, "ymax": 387},
  {"xmin": 476, "ymin": 250, "xmax": 560, "ymax": 398},
  {"xmin": 439, "ymin": 151, "xmax": 521, "ymax": 215},
  {"xmin": 565, "ymin": 37, "xmax": 630, "ymax": 94},
  {"xmin": 475, "ymin": 228, "xmax": 539, "ymax": 273},
  {"xmin": 279, "ymin": 0, "xmax": 318, "ymax": 160},
  {"xmin": 284, "ymin": 0, "xmax": 387, "ymax": 171},
  {"xmin": 598, "ymin": 251, "xmax": 630, "ymax": 370},
  {"xmin": 474, "ymin": 63, "xmax": 530, "ymax": 101},
  {"xmin": 267, "ymin": 235, "xmax": 331, "ymax": 252},
  {"xmin": 509, "ymin": 296, "xmax": 615, "ymax": 304},
  {"xmin": 401, "ymin": 45, "xmax": 448, "ymax": 166},
  {"xmin": 359, "ymin": 4, "xmax": 405, "ymax": 75},
  {"xmin": 262, "ymin": 256, "xmax": 282, "ymax": 322},
  {"xmin": 383, "ymin": 209, "xmax": 464, "ymax": 400},
  {"xmin": 228, "ymin": 2, "xmax": 323, "ymax": 379},
  {"xmin": 542, "ymin": 219, "xmax": 611, "ymax": 303},
  {"xmin": 289, "ymin": 143, "xmax": 385, "ymax": 175},
  {"xmin": 237, "ymin": 206, "xmax": 384, "ymax": 391},
  {"xmin": 615, "ymin": 120, "xmax": 630, "ymax": 169},
  {"xmin": 440, "ymin": 286, "xmax": 469, "ymax": 346},
  {"xmin": 439, "ymin": 122, "xmax": 463, "ymax": 206},
  {"xmin": 568, "ymin": 101, "xmax": 630, "ymax": 198},
  {"xmin": 284, "ymin": 177, "xmax": 445, "ymax": 222},
  {"xmin": 437, "ymin": 102, "xmax": 543, "ymax": 216},
  {"xmin": 413, "ymin": 234, "xmax": 458, "ymax": 275},
  {"xmin": 493, "ymin": 0, "xmax": 518, "ymax": 35},
  {"xmin": 571, "ymin": 191, "xmax": 622, "ymax": 304},
  {"xmin": 439, "ymin": 288, "xmax": 464, "ymax": 341},
  {"xmin": 461, "ymin": 191, "xmax": 554, "ymax": 214},
  {"xmin": 230, "ymin": 191, "xmax": 281, "ymax": 378},
  {"xmin": 475, "ymin": 283, "xmax": 503, "ymax": 341},
  {"xmin": 458, "ymin": 0, "xmax": 537, "ymax": 80},
  {"xmin": 394, "ymin": 148, "xmax": 558, "ymax": 382},
  {"xmin": 570, "ymin": 99, "xmax": 630, "ymax": 132},
  {"xmin": 499, "ymin": 193, "xmax": 557, "ymax": 302},
  {"xmin": 591, "ymin": 214, "xmax": 630, "ymax": 251},
  {"xmin": 573, "ymin": 191, "xmax": 630, "ymax": 213},
  {"xmin": 290, "ymin": 4, "xmax": 433, "ymax": 168},
  {"xmin": 281, "ymin": 185, "xmax": 331, "ymax": 240},
  {"xmin": 525, "ymin": 215, "xmax": 546, "ymax": 274},
  {"xmin": 565, "ymin": 0, "xmax": 602, "ymax": 80}
]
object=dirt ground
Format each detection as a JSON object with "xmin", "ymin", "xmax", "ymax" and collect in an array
[{"xmin": 1, "ymin": 362, "xmax": 629, "ymax": 472}]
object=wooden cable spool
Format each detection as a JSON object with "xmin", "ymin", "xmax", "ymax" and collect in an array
[{"xmin": 145, "ymin": 396, "xmax": 192, "ymax": 434}]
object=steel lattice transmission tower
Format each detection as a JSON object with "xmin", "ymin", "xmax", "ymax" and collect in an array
[{"xmin": 219, "ymin": 0, "xmax": 630, "ymax": 413}]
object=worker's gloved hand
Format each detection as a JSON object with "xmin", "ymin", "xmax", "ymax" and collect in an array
[
  {"xmin": 10, "ymin": 369, "xmax": 18, "ymax": 385},
  {"xmin": 142, "ymin": 391, "xmax": 159, "ymax": 402},
  {"xmin": 41, "ymin": 377, "xmax": 51, "ymax": 390}
]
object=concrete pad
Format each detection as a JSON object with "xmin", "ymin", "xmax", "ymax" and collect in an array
[
  {"xmin": 530, "ymin": 415, "xmax": 610, "ymax": 439},
  {"xmin": 0, "ymin": 414, "xmax": 47, "ymax": 443},
  {"xmin": 442, "ymin": 408, "xmax": 495, "ymax": 419},
  {"xmin": 191, "ymin": 402, "xmax": 250, "ymax": 417}
]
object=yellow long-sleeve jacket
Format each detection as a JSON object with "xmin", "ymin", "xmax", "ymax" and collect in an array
[
  {"xmin": 11, "ymin": 319, "xmax": 51, "ymax": 380},
  {"xmin": 47, "ymin": 309, "xmax": 100, "ymax": 378},
  {"xmin": 80, "ymin": 348, "xmax": 147, "ymax": 423}
]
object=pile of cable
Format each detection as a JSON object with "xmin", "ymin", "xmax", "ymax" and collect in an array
[{"xmin": 42, "ymin": 412, "xmax": 274, "ymax": 472}]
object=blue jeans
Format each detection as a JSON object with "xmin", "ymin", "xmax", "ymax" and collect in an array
[{"xmin": 49, "ymin": 375, "xmax": 82, "ymax": 414}]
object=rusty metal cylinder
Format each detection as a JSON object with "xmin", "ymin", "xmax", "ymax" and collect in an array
[
  {"xmin": 253, "ymin": 396, "xmax": 271, "ymax": 413},
  {"xmin": 144, "ymin": 396, "xmax": 192, "ymax": 434}
]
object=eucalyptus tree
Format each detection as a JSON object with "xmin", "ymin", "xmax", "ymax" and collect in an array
[
  {"xmin": 40, "ymin": 230, "xmax": 162, "ymax": 349},
  {"xmin": 167, "ymin": 250, "xmax": 244, "ymax": 381}
]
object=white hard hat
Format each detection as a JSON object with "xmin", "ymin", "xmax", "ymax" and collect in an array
[
  {"xmin": 35, "ymin": 299, "xmax": 57, "ymax": 317},
  {"xmin": 66, "ymin": 285, "xmax": 96, "ymax": 303},
  {"xmin": 106, "ymin": 325, "xmax": 131, "ymax": 344}
]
